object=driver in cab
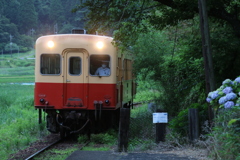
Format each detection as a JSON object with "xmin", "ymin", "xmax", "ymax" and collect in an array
[{"xmin": 95, "ymin": 62, "xmax": 110, "ymax": 76}]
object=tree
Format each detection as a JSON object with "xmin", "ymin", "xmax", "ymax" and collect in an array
[
  {"xmin": 49, "ymin": 0, "xmax": 64, "ymax": 25},
  {"xmin": 75, "ymin": 0, "xmax": 240, "ymax": 117},
  {"xmin": 0, "ymin": 16, "xmax": 18, "ymax": 51},
  {"xmin": 76, "ymin": 0, "xmax": 240, "ymax": 45},
  {"xmin": 3, "ymin": 0, "xmax": 20, "ymax": 25},
  {"xmin": 152, "ymin": 0, "xmax": 240, "ymax": 38},
  {"xmin": 18, "ymin": 0, "xmax": 38, "ymax": 34}
]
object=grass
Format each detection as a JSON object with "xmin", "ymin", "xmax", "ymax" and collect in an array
[
  {"xmin": 0, "ymin": 75, "xmax": 34, "ymax": 83},
  {"xmin": 0, "ymin": 51, "xmax": 39, "ymax": 159},
  {"xmin": 34, "ymin": 147, "xmax": 78, "ymax": 160},
  {"xmin": 0, "ymin": 84, "xmax": 48, "ymax": 160},
  {"xmin": 0, "ymin": 50, "xmax": 35, "ymax": 83},
  {"xmin": 128, "ymin": 104, "xmax": 157, "ymax": 151}
]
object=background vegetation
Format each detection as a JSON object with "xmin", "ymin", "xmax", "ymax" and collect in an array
[
  {"xmin": 0, "ymin": 0, "xmax": 85, "ymax": 55},
  {"xmin": 0, "ymin": 83, "xmax": 47, "ymax": 160},
  {"xmin": 77, "ymin": 0, "xmax": 240, "ymax": 159},
  {"xmin": 0, "ymin": 0, "xmax": 240, "ymax": 159}
]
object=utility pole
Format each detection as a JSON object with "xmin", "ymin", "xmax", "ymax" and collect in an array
[
  {"xmin": 10, "ymin": 34, "xmax": 13, "ymax": 58},
  {"xmin": 17, "ymin": 46, "xmax": 19, "ymax": 57},
  {"xmin": 198, "ymin": 0, "xmax": 215, "ymax": 122},
  {"xmin": 54, "ymin": 23, "xmax": 58, "ymax": 34},
  {"xmin": 30, "ymin": 28, "xmax": 35, "ymax": 49}
]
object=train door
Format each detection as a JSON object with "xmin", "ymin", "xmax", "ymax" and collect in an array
[{"xmin": 63, "ymin": 51, "xmax": 86, "ymax": 107}]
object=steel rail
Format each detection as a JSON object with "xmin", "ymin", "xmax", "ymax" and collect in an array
[{"xmin": 25, "ymin": 138, "xmax": 62, "ymax": 160}]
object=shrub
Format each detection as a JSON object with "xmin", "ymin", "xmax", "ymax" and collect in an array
[
  {"xmin": 206, "ymin": 76, "xmax": 240, "ymax": 159},
  {"xmin": 90, "ymin": 131, "xmax": 117, "ymax": 145},
  {"xmin": 168, "ymin": 103, "xmax": 208, "ymax": 138},
  {"xmin": 208, "ymin": 108, "xmax": 240, "ymax": 159}
]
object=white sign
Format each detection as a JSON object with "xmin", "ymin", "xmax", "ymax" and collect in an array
[{"xmin": 153, "ymin": 112, "xmax": 168, "ymax": 123}]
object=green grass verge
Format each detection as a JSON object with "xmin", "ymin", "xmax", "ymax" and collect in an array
[{"xmin": 0, "ymin": 84, "xmax": 47, "ymax": 160}]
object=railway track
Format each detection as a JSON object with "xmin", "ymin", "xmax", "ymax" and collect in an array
[
  {"xmin": 24, "ymin": 138, "xmax": 62, "ymax": 160},
  {"xmin": 24, "ymin": 137, "xmax": 90, "ymax": 160}
]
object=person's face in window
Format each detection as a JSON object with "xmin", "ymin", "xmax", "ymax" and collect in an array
[{"xmin": 102, "ymin": 63, "xmax": 107, "ymax": 68}]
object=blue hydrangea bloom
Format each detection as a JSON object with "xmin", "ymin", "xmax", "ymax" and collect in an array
[
  {"xmin": 206, "ymin": 97, "xmax": 212, "ymax": 103},
  {"xmin": 219, "ymin": 96, "xmax": 227, "ymax": 104},
  {"xmin": 222, "ymin": 79, "xmax": 233, "ymax": 85},
  {"xmin": 224, "ymin": 101, "xmax": 235, "ymax": 109},
  {"xmin": 225, "ymin": 92, "xmax": 237, "ymax": 101},
  {"xmin": 223, "ymin": 87, "xmax": 233, "ymax": 94},
  {"xmin": 234, "ymin": 77, "xmax": 240, "ymax": 83},
  {"xmin": 210, "ymin": 91, "xmax": 219, "ymax": 99}
]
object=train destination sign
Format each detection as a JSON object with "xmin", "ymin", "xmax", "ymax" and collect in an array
[{"xmin": 153, "ymin": 112, "xmax": 168, "ymax": 123}]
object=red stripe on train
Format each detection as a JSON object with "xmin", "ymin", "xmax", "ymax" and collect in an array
[{"xmin": 34, "ymin": 82, "xmax": 117, "ymax": 110}]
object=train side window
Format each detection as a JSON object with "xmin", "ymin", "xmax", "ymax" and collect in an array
[
  {"xmin": 40, "ymin": 54, "xmax": 60, "ymax": 75},
  {"xmin": 69, "ymin": 57, "xmax": 81, "ymax": 75},
  {"xmin": 90, "ymin": 55, "xmax": 111, "ymax": 76}
]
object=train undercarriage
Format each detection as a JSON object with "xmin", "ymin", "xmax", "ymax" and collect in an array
[{"xmin": 39, "ymin": 109, "xmax": 120, "ymax": 138}]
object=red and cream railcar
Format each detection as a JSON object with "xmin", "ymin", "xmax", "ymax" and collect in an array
[{"xmin": 34, "ymin": 31, "xmax": 135, "ymax": 137}]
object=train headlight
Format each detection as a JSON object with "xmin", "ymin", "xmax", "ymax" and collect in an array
[
  {"xmin": 47, "ymin": 41, "xmax": 54, "ymax": 48},
  {"xmin": 96, "ymin": 41, "xmax": 104, "ymax": 49}
]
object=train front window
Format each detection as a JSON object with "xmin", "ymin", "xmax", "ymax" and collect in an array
[
  {"xmin": 40, "ymin": 54, "xmax": 60, "ymax": 75},
  {"xmin": 69, "ymin": 57, "xmax": 81, "ymax": 75},
  {"xmin": 90, "ymin": 55, "xmax": 111, "ymax": 76}
]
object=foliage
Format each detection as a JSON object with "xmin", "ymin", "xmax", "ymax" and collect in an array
[
  {"xmin": 208, "ymin": 108, "xmax": 240, "ymax": 160},
  {"xmin": 168, "ymin": 103, "xmax": 208, "ymax": 137},
  {"xmin": 132, "ymin": 26, "xmax": 206, "ymax": 116},
  {"xmin": 206, "ymin": 77, "xmax": 240, "ymax": 159},
  {"xmin": 77, "ymin": 0, "xmax": 240, "ymax": 48},
  {"xmin": 129, "ymin": 104, "xmax": 156, "ymax": 151},
  {"xmin": 206, "ymin": 76, "xmax": 240, "ymax": 110},
  {"xmin": 0, "ymin": 0, "xmax": 84, "ymax": 52},
  {"xmin": 81, "ymin": 146, "xmax": 110, "ymax": 151},
  {"xmin": 77, "ymin": 130, "xmax": 117, "ymax": 152},
  {"xmin": 0, "ymin": 84, "xmax": 48, "ymax": 160},
  {"xmin": 34, "ymin": 147, "xmax": 78, "ymax": 160},
  {"xmin": 133, "ymin": 70, "xmax": 161, "ymax": 103},
  {"xmin": 89, "ymin": 130, "xmax": 117, "ymax": 145}
]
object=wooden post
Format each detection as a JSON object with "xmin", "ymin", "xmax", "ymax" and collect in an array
[
  {"xmin": 39, "ymin": 109, "xmax": 42, "ymax": 124},
  {"xmin": 188, "ymin": 108, "xmax": 199, "ymax": 141},
  {"xmin": 155, "ymin": 109, "xmax": 167, "ymax": 143},
  {"xmin": 198, "ymin": 0, "xmax": 215, "ymax": 122},
  {"xmin": 118, "ymin": 108, "xmax": 130, "ymax": 152}
]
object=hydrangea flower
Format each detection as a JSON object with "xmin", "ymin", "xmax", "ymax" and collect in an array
[
  {"xmin": 224, "ymin": 101, "xmax": 235, "ymax": 109},
  {"xmin": 234, "ymin": 77, "xmax": 240, "ymax": 83},
  {"xmin": 210, "ymin": 91, "xmax": 219, "ymax": 99},
  {"xmin": 222, "ymin": 79, "xmax": 233, "ymax": 85},
  {"xmin": 223, "ymin": 87, "xmax": 233, "ymax": 94},
  {"xmin": 206, "ymin": 97, "xmax": 212, "ymax": 103},
  {"xmin": 225, "ymin": 93, "xmax": 237, "ymax": 101},
  {"xmin": 219, "ymin": 96, "xmax": 227, "ymax": 105},
  {"xmin": 206, "ymin": 77, "xmax": 240, "ymax": 110}
]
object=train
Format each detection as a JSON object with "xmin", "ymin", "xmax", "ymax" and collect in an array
[{"xmin": 34, "ymin": 29, "xmax": 136, "ymax": 138}]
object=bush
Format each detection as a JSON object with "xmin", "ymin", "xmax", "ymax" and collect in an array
[
  {"xmin": 168, "ymin": 103, "xmax": 208, "ymax": 138},
  {"xmin": 90, "ymin": 131, "xmax": 117, "ymax": 145},
  {"xmin": 206, "ymin": 76, "xmax": 240, "ymax": 159},
  {"xmin": 208, "ymin": 108, "xmax": 240, "ymax": 159}
]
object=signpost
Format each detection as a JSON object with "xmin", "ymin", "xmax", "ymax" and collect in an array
[{"xmin": 153, "ymin": 110, "xmax": 168, "ymax": 143}]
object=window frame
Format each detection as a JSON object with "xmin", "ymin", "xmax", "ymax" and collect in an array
[
  {"xmin": 40, "ymin": 53, "xmax": 61, "ymax": 75},
  {"xmin": 68, "ymin": 56, "xmax": 82, "ymax": 76},
  {"xmin": 89, "ymin": 54, "xmax": 111, "ymax": 77}
]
